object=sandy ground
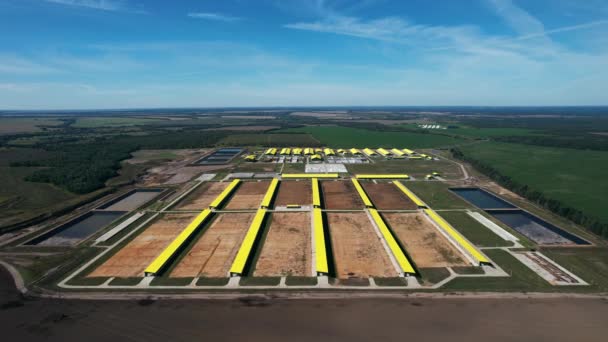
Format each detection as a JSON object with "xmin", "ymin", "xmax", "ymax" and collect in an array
[
  {"xmin": 383, "ymin": 213, "xmax": 466, "ymax": 267},
  {"xmin": 254, "ymin": 213, "xmax": 311, "ymax": 276},
  {"xmin": 274, "ymin": 181, "xmax": 312, "ymax": 207},
  {"xmin": 362, "ymin": 182, "xmax": 417, "ymax": 210},
  {"xmin": 224, "ymin": 181, "xmax": 270, "ymax": 210},
  {"xmin": 170, "ymin": 213, "xmax": 254, "ymax": 278},
  {"xmin": 321, "ymin": 181, "xmax": 364, "ymax": 210},
  {"xmin": 89, "ymin": 214, "xmax": 195, "ymax": 278},
  {"xmin": 327, "ymin": 212, "xmax": 395, "ymax": 278},
  {"xmin": 174, "ymin": 182, "xmax": 229, "ymax": 210}
]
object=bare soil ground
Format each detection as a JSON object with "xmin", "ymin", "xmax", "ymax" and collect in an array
[
  {"xmin": 274, "ymin": 181, "xmax": 312, "ymax": 207},
  {"xmin": 224, "ymin": 181, "xmax": 270, "ymax": 209},
  {"xmin": 327, "ymin": 212, "xmax": 395, "ymax": 278},
  {"xmin": 383, "ymin": 213, "xmax": 466, "ymax": 267},
  {"xmin": 362, "ymin": 182, "xmax": 417, "ymax": 210},
  {"xmin": 321, "ymin": 181, "xmax": 364, "ymax": 210},
  {"xmin": 254, "ymin": 213, "xmax": 311, "ymax": 276},
  {"xmin": 170, "ymin": 213, "xmax": 254, "ymax": 277},
  {"xmin": 174, "ymin": 182, "xmax": 229, "ymax": 210},
  {"xmin": 89, "ymin": 214, "xmax": 195, "ymax": 277}
]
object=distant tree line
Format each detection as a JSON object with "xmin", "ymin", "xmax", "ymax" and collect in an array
[{"xmin": 451, "ymin": 148, "xmax": 608, "ymax": 239}]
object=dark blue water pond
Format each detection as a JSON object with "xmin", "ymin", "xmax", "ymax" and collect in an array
[
  {"xmin": 450, "ymin": 188, "xmax": 516, "ymax": 209},
  {"xmin": 27, "ymin": 211, "xmax": 125, "ymax": 246},
  {"xmin": 487, "ymin": 210, "xmax": 589, "ymax": 245}
]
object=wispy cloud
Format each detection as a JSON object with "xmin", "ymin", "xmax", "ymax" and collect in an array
[
  {"xmin": 44, "ymin": 0, "xmax": 145, "ymax": 13},
  {"xmin": 187, "ymin": 12, "xmax": 241, "ymax": 22},
  {"xmin": 0, "ymin": 55, "xmax": 59, "ymax": 74}
]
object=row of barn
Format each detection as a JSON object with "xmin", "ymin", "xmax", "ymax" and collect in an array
[{"xmin": 260, "ymin": 147, "xmax": 432, "ymax": 159}]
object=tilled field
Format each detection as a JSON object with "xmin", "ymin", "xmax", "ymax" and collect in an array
[
  {"xmin": 173, "ymin": 182, "xmax": 228, "ymax": 210},
  {"xmin": 224, "ymin": 181, "xmax": 270, "ymax": 209},
  {"xmin": 383, "ymin": 213, "xmax": 466, "ymax": 267},
  {"xmin": 321, "ymin": 181, "xmax": 364, "ymax": 210},
  {"xmin": 253, "ymin": 212, "xmax": 311, "ymax": 276},
  {"xmin": 327, "ymin": 212, "xmax": 395, "ymax": 278},
  {"xmin": 362, "ymin": 182, "xmax": 417, "ymax": 210},
  {"xmin": 170, "ymin": 213, "xmax": 254, "ymax": 277},
  {"xmin": 274, "ymin": 181, "xmax": 312, "ymax": 207},
  {"xmin": 89, "ymin": 214, "xmax": 195, "ymax": 278}
]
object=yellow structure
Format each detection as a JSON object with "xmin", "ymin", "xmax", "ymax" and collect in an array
[
  {"xmin": 337, "ymin": 148, "xmax": 346, "ymax": 154},
  {"xmin": 304, "ymin": 148, "xmax": 314, "ymax": 155},
  {"xmin": 311, "ymin": 154, "xmax": 323, "ymax": 161},
  {"xmin": 312, "ymin": 178, "xmax": 322, "ymax": 208},
  {"xmin": 351, "ymin": 178, "xmax": 374, "ymax": 208},
  {"xmin": 363, "ymin": 148, "xmax": 376, "ymax": 156},
  {"xmin": 293, "ymin": 148, "xmax": 303, "ymax": 155},
  {"xmin": 244, "ymin": 154, "xmax": 256, "ymax": 162},
  {"xmin": 324, "ymin": 148, "xmax": 335, "ymax": 156},
  {"xmin": 209, "ymin": 179, "xmax": 241, "ymax": 209},
  {"xmin": 229, "ymin": 209, "xmax": 268, "ymax": 276},
  {"xmin": 376, "ymin": 148, "xmax": 391, "ymax": 157},
  {"xmin": 265, "ymin": 148, "xmax": 277, "ymax": 155},
  {"xmin": 402, "ymin": 148, "xmax": 415, "ymax": 155},
  {"xmin": 280, "ymin": 148, "xmax": 291, "ymax": 155},
  {"xmin": 391, "ymin": 148, "xmax": 405, "ymax": 156},
  {"xmin": 409, "ymin": 156, "xmax": 423, "ymax": 160},
  {"xmin": 393, "ymin": 181, "xmax": 427, "ymax": 208},
  {"xmin": 423, "ymin": 209, "xmax": 491, "ymax": 266},
  {"xmin": 355, "ymin": 174, "xmax": 410, "ymax": 179},
  {"xmin": 260, "ymin": 178, "xmax": 279, "ymax": 209},
  {"xmin": 286, "ymin": 204, "xmax": 301, "ymax": 209},
  {"xmin": 350, "ymin": 148, "xmax": 362, "ymax": 155},
  {"xmin": 313, "ymin": 208, "xmax": 329, "ymax": 275},
  {"xmin": 281, "ymin": 173, "xmax": 339, "ymax": 179},
  {"xmin": 144, "ymin": 209, "xmax": 213, "ymax": 276},
  {"xmin": 368, "ymin": 209, "xmax": 416, "ymax": 275},
  {"xmin": 315, "ymin": 148, "xmax": 323, "ymax": 153}
]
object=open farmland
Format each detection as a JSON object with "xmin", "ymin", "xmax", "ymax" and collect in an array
[
  {"xmin": 362, "ymin": 181, "xmax": 417, "ymax": 210},
  {"xmin": 0, "ymin": 117, "xmax": 63, "ymax": 134},
  {"xmin": 458, "ymin": 142, "xmax": 608, "ymax": 224},
  {"xmin": 274, "ymin": 181, "xmax": 312, "ymax": 207},
  {"xmin": 254, "ymin": 212, "xmax": 311, "ymax": 276},
  {"xmin": 383, "ymin": 213, "xmax": 466, "ymax": 267},
  {"xmin": 224, "ymin": 181, "xmax": 270, "ymax": 209},
  {"xmin": 170, "ymin": 213, "xmax": 254, "ymax": 278},
  {"xmin": 279, "ymin": 126, "xmax": 465, "ymax": 148},
  {"xmin": 89, "ymin": 214, "xmax": 195, "ymax": 278},
  {"xmin": 327, "ymin": 212, "xmax": 395, "ymax": 278},
  {"xmin": 321, "ymin": 181, "xmax": 364, "ymax": 209},
  {"xmin": 72, "ymin": 117, "xmax": 165, "ymax": 128},
  {"xmin": 218, "ymin": 133, "xmax": 320, "ymax": 146},
  {"xmin": 173, "ymin": 182, "xmax": 229, "ymax": 210}
]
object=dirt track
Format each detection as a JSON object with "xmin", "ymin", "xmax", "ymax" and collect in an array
[
  {"xmin": 254, "ymin": 213, "xmax": 311, "ymax": 276},
  {"xmin": 383, "ymin": 213, "xmax": 466, "ymax": 267},
  {"xmin": 89, "ymin": 214, "xmax": 195, "ymax": 278},
  {"xmin": 327, "ymin": 212, "xmax": 395, "ymax": 278},
  {"xmin": 224, "ymin": 181, "xmax": 270, "ymax": 209},
  {"xmin": 174, "ymin": 182, "xmax": 228, "ymax": 210},
  {"xmin": 362, "ymin": 182, "xmax": 417, "ymax": 210},
  {"xmin": 170, "ymin": 213, "xmax": 254, "ymax": 277},
  {"xmin": 322, "ymin": 181, "xmax": 364, "ymax": 209},
  {"xmin": 274, "ymin": 181, "xmax": 312, "ymax": 207}
]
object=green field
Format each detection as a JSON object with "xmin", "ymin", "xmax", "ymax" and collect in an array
[
  {"xmin": 459, "ymin": 142, "xmax": 608, "ymax": 223},
  {"xmin": 72, "ymin": 117, "xmax": 164, "ymax": 128},
  {"xmin": 445, "ymin": 127, "xmax": 538, "ymax": 138},
  {"xmin": 440, "ymin": 211, "xmax": 513, "ymax": 247},
  {"xmin": 218, "ymin": 133, "xmax": 320, "ymax": 146},
  {"xmin": 279, "ymin": 126, "xmax": 465, "ymax": 148},
  {"xmin": 406, "ymin": 181, "xmax": 473, "ymax": 209},
  {"xmin": 346, "ymin": 159, "xmax": 462, "ymax": 179},
  {"xmin": 0, "ymin": 118, "xmax": 63, "ymax": 135}
]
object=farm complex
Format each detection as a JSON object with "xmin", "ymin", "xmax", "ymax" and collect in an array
[{"xmin": 7, "ymin": 144, "xmax": 594, "ymax": 292}]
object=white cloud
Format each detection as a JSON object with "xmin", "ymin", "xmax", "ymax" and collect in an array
[
  {"xmin": 0, "ymin": 56, "xmax": 59, "ymax": 74},
  {"xmin": 44, "ymin": 0, "xmax": 146, "ymax": 13},
  {"xmin": 187, "ymin": 12, "xmax": 241, "ymax": 22}
]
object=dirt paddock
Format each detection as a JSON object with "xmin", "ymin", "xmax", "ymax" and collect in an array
[
  {"xmin": 274, "ymin": 181, "xmax": 312, "ymax": 207},
  {"xmin": 327, "ymin": 212, "xmax": 395, "ymax": 278},
  {"xmin": 89, "ymin": 214, "xmax": 195, "ymax": 278},
  {"xmin": 224, "ymin": 181, "xmax": 270, "ymax": 209},
  {"xmin": 321, "ymin": 181, "xmax": 364, "ymax": 210},
  {"xmin": 170, "ymin": 213, "xmax": 254, "ymax": 277},
  {"xmin": 174, "ymin": 182, "xmax": 228, "ymax": 210},
  {"xmin": 254, "ymin": 212, "xmax": 311, "ymax": 276},
  {"xmin": 383, "ymin": 213, "xmax": 466, "ymax": 267},
  {"xmin": 362, "ymin": 181, "xmax": 417, "ymax": 210}
]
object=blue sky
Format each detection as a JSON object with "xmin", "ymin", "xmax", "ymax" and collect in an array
[{"xmin": 1, "ymin": 0, "xmax": 607, "ymax": 109}]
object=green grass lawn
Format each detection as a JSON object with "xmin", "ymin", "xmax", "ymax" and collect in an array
[
  {"xmin": 406, "ymin": 182, "xmax": 473, "ymax": 209},
  {"xmin": 279, "ymin": 126, "xmax": 465, "ymax": 148},
  {"xmin": 459, "ymin": 142, "xmax": 608, "ymax": 223},
  {"xmin": 346, "ymin": 159, "xmax": 462, "ymax": 179},
  {"xmin": 440, "ymin": 211, "xmax": 513, "ymax": 247},
  {"xmin": 541, "ymin": 247, "xmax": 608, "ymax": 291}
]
